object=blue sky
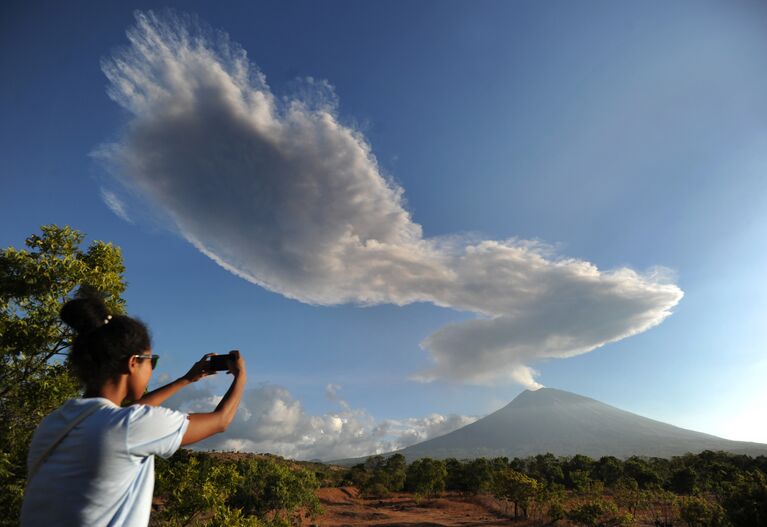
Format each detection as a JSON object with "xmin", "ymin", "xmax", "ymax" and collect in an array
[{"xmin": 3, "ymin": 0, "xmax": 767, "ymax": 459}]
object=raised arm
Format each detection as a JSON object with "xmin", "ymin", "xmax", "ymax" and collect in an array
[
  {"xmin": 136, "ymin": 353, "xmax": 214, "ymax": 407},
  {"xmin": 181, "ymin": 350, "xmax": 247, "ymax": 446}
]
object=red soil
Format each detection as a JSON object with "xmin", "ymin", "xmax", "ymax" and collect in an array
[{"xmin": 314, "ymin": 488, "xmax": 525, "ymax": 526}]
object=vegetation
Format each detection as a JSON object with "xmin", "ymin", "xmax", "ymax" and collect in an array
[
  {"xmin": 2, "ymin": 226, "xmax": 767, "ymax": 526},
  {"xmin": 343, "ymin": 451, "xmax": 767, "ymax": 526},
  {"xmin": 152, "ymin": 451, "xmax": 322, "ymax": 526},
  {"xmin": 0, "ymin": 225, "xmax": 127, "ymax": 524},
  {"xmin": 405, "ymin": 457, "xmax": 448, "ymax": 497}
]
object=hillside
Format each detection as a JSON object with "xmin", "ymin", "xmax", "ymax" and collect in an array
[{"xmin": 335, "ymin": 388, "xmax": 767, "ymax": 463}]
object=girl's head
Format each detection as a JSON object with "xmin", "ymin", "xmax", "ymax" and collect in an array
[{"xmin": 61, "ymin": 294, "xmax": 154, "ymax": 398}]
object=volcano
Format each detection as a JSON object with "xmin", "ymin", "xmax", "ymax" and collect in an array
[{"xmin": 339, "ymin": 388, "xmax": 767, "ymax": 463}]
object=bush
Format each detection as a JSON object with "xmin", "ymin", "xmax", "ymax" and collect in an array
[
  {"xmin": 152, "ymin": 453, "xmax": 247, "ymax": 526},
  {"xmin": 548, "ymin": 502, "xmax": 566, "ymax": 523},
  {"xmin": 362, "ymin": 482, "xmax": 390, "ymax": 499},
  {"xmin": 566, "ymin": 498, "xmax": 619, "ymax": 527},
  {"xmin": 153, "ymin": 452, "xmax": 321, "ymax": 527},
  {"xmin": 231, "ymin": 456, "xmax": 321, "ymax": 523}
]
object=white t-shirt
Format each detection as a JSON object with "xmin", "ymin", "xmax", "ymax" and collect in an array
[{"xmin": 21, "ymin": 397, "xmax": 189, "ymax": 527}]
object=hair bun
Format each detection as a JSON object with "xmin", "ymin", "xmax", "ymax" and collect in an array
[{"xmin": 60, "ymin": 295, "xmax": 110, "ymax": 334}]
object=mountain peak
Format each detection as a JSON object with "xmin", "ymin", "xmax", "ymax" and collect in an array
[
  {"xmin": 506, "ymin": 387, "xmax": 595, "ymax": 409},
  {"xmin": 388, "ymin": 387, "xmax": 767, "ymax": 462}
]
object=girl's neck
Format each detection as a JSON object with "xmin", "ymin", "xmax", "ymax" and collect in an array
[{"xmin": 83, "ymin": 377, "xmax": 128, "ymax": 406}]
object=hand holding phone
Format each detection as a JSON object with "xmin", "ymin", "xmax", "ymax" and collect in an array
[
  {"xmin": 207, "ymin": 350, "xmax": 244, "ymax": 375},
  {"xmin": 208, "ymin": 353, "xmax": 231, "ymax": 371}
]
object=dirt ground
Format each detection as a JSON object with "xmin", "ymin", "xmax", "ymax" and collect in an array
[{"xmin": 314, "ymin": 487, "xmax": 530, "ymax": 527}]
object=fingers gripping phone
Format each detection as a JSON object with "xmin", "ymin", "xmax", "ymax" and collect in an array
[{"xmin": 208, "ymin": 351, "xmax": 236, "ymax": 372}]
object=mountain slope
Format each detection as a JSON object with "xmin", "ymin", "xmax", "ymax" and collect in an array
[{"xmin": 337, "ymin": 388, "xmax": 767, "ymax": 463}]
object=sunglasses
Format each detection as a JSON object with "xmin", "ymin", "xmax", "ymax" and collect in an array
[{"xmin": 130, "ymin": 354, "xmax": 160, "ymax": 369}]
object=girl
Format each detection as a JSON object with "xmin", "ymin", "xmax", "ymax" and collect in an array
[{"xmin": 21, "ymin": 295, "xmax": 247, "ymax": 526}]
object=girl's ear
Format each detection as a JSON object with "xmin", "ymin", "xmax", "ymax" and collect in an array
[{"xmin": 124, "ymin": 355, "xmax": 137, "ymax": 374}]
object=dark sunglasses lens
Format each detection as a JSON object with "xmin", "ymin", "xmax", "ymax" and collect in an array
[{"xmin": 151, "ymin": 356, "xmax": 159, "ymax": 369}]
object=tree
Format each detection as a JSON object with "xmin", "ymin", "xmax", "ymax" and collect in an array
[
  {"xmin": 462, "ymin": 458, "xmax": 493, "ymax": 494},
  {"xmin": 350, "ymin": 454, "xmax": 407, "ymax": 496},
  {"xmin": 596, "ymin": 456, "xmax": 624, "ymax": 487},
  {"xmin": 530, "ymin": 453, "xmax": 565, "ymax": 485},
  {"xmin": 670, "ymin": 467, "xmax": 698, "ymax": 495},
  {"xmin": 493, "ymin": 467, "xmax": 540, "ymax": 519},
  {"xmin": 405, "ymin": 458, "xmax": 447, "ymax": 497},
  {"xmin": 230, "ymin": 455, "xmax": 321, "ymax": 524},
  {"xmin": 679, "ymin": 495, "xmax": 729, "ymax": 527},
  {"xmin": 444, "ymin": 458, "xmax": 464, "ymax": 492},
  {"xmin": 614, "ymin": 477, "xmax": 643, "ymax": 516},
  {"xmin": 383, "ymin": 454, "xmax": 407, "ymax": 492},
  {"xmin": 721, "ymin": 469, "xmax": 767, "ymax": 527},
  {"xmin": 624, "ymin": 457, "xmax": 662, "ymax": 489},
  {"xmin": 0, "ymin": 225, "xmax": 127, "ymax": 524}
]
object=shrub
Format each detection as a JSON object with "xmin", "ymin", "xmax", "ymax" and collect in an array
[
  {"xmin": 362, "ymin": 482, "xmax": 390, "ymax": 499},
  {"xmin": 566, "ymin": 498, "xmax": 619, "ymax": 527},
  {"xmin": 153, "ymin": 452, "xmax": 321, "ymax": 527}
]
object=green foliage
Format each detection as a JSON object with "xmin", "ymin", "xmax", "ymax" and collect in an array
[
  {"xmin": 339, "ymin": 452, "xmax": 766, "ymax": 526},
  {"xmin": 613, "ymin": 476, "xmax": 643, "ymax": 515},
  {"xmin": 596, "ymin": 456, "xmax": 624, "ymax": 487},
  {"xmin": 529, "ymin": 453, "xmax": 565, "ymax": 485},
  {"xmin": 682, "ymin": 451, "xmax": 746, "ymax": 495},
  {"xmin": 624, "ymin": 456, "xmax": 663, "ymax": 489},
  {"xmin": 721, "ymin": 469, "xmax": 767, "ymax": 527},
  {"xmin": 153, "ymin": 453, "xmax": 251, "ymax": 526},
  {"xmin": 153, "ymin": 451, "xmax": 321, "ymax": 526},
  {"xmin": 443, "ymin": 457, "xmax": 494, "ymax": 494},
  {"xmin": 615, "ymin": 511, "xmax": 636, "ymax": 526},
  {"xmin": 644, "ymin": 489, "xmax": 679, "ymax": 527},
  {"xmin": 383, "ymin": 453, "xmax": 407, "ymax": 492},
  {"xmin": 404, "ymin": 458, "xmax": 447, "ymax": 497},
  {"xmin": 231, "ymin": 456, "xmax": 321, "ymax": 523},
  {"xmin": 680, "ymin": 495, "xmax": 730, "ymax": 527},
  {"xmin": 362, "ymin": 482, "xmax": 390, "ymax": 499},
  {"xmin": 444, "ymin": 458, "xmax": 464, "ymax": 491},
  {"xmin": 671, "ymin": 466, "xmax": 699, "ymax": 495},
  {"xmin": 548, "ymin": 501, "xmax": 566, "ymax": 523},
  {"xmin": 566, "ymin": 497, "xmax": 619, "ymax": 527},
  {"xmin": 493, "ymin": 467, "xmax": 540, "ymax": 519},
  {"xmin": 347, "ymin": 454, "xmax": 406, "ymax": 496},
  {"xmin": 0, "ymin": 225, "xmax": 128, "ymax": 525},
  {"xmin": 461, "ymin": 458, "xmax": 494, "ymax": 494}
]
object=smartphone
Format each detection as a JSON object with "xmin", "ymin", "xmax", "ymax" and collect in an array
[{"xmin": 208, "ymin": 353, "xmax": 232, "ymax": 372}]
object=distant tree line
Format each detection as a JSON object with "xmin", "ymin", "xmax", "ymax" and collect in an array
[{"xmin": 341, "ymin": 451, "xmax": 767, "ymax": 526}]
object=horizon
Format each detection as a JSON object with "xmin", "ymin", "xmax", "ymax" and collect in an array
[{"xmin": 2, "ymin": 0, "xmax": 767, "ymax": 460}]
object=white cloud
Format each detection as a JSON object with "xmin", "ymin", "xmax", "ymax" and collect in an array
[
  {"xmin": 99, "ymin": 188, "xmax": 132, "ymax": 223},
  {"xmin": 163, "ymin": 382, "xmax": 475, "ymax": 461},
  {"xmin": 388, "ymin": 413, "xmax": 478, "ymax": 447},
  {"xmin": 96, "ymin": 11, "xmax": 684, "ymax": 388}
]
